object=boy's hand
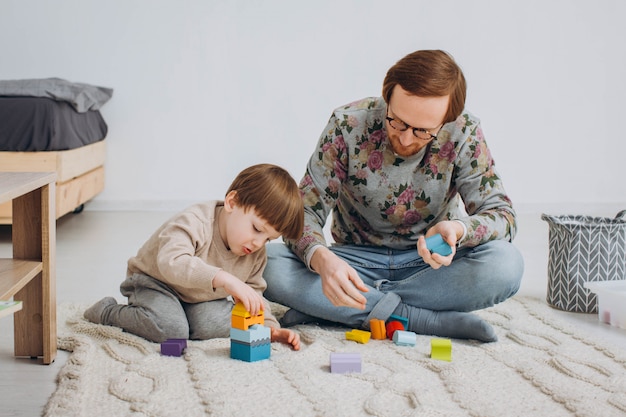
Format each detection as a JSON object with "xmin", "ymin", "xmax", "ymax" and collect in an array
[
  {"xmin": 213, "ymin": 270, "xmax": 264, "ymax": 315},
  {"xmin": 270, "ymin": 327, "xmax": 301, "ymax": 351}
]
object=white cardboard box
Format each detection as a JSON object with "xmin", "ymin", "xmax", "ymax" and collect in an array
[{"xmin": 584, "ymin": 280, "xmax": 626, "ymax": 329}]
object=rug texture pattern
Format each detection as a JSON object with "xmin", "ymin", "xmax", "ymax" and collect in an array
[{"xmin": 43, "ymin": 297, "xmax": 626, "ymax": 417}]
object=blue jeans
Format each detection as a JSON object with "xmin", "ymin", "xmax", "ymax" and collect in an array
[{"xmin": 263, "ymin": 241, "xmax": 523, "ymax": 329}]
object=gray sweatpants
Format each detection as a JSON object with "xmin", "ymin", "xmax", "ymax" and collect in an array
[{"xmin": 100, "ymin": 273, "xmax": 233, "ymax": 343}]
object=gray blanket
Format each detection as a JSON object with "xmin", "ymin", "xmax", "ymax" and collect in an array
[{"xmin": 0, "ymin": 78, "xmax": 113, "ymax": 112}]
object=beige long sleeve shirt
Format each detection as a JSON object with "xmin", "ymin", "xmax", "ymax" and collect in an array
[{"xmin": 127, "ymin": 201, "xmax": 279, "ymax": 327}]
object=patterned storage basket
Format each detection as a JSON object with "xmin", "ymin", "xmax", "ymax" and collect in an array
[{"xmin": 541, "ymin": 210, "xmax": 626, "ymax": 313}]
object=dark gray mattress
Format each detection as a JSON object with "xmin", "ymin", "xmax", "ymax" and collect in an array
[{"xmin": 0, "ymin": 96, "xmax": 108, "ymax": 151}]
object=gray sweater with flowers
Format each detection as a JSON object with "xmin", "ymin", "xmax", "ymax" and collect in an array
[{"xmin": 287, "ymin": 97, "xmax": 517, "ymax": 265}]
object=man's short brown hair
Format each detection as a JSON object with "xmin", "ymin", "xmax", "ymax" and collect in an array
[
  {"xmin": 226, "ymin": 164, "xmax": 304, "ymax": 240},
  {"xmin": 382, "ymin": 50, "xmax": 467, "ymax": 124}
]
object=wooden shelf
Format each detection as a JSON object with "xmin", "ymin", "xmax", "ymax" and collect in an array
[
  {"xmin": 0, "ymin": 301, "xmax": 23, "ymax": 319},
  {"xmin": 0, "ymin": 172, "xmax": 57, "ymax": 364},
  {"xmin": 0, "ymin": 259, "xmax": 43, "ymax": 300}
]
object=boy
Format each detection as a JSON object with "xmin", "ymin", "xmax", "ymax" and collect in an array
[{"xmin": 84, "ymin": 163, "xmax": 303, "ymax": 350}]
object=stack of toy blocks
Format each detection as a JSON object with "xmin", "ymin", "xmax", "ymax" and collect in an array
[{"xmin": 230, "ymin": 302, "xmax": 271, "ymax": 362}]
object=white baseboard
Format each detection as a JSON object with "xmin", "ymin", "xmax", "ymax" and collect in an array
[
  {"xmin": 84, "ymin": 199, "xmax": 625, "ymax": 217},
  {"xmin": 84, "ymin": 199, "xmax": 196, "ymax": 212},
  {"xmin": 515, "ymin": 202, "xmax": 625, "ymax": 217}
]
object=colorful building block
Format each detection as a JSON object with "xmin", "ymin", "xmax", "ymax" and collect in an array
[
  {"xmin": 386, "ymin": 320, "xmax": 405, "ymax": 340},
  {"xmin": 369, "ymin": 319, "xmax": 386, "ymax": 340},
  {"xmin": 346, "ymin": 329, "xmax": 371, "ymax": 344},
  {"xmin": 230, "ymin": 324, "xmax": 270, "ymax": 344},
  {"xmin": 230, "ymin": 304, "xmax": 271, "ymax": 362},
  {"xmin": 393, "ymin": 330, "xmax": 417, "ymax": 346},
  {"xmin": 160, "ymin": 338, "xmax": 188, "ymax": 357},
  {"xmin": 430, "ymin": 338, "xmax": 452, "ymax": 362},
  {"xmin": 330, "ymin": 352, "xmax": 361, "ymax": 374},
  {"xmin": 425, "ymin": 234, "xmax": 453, "ymax": 256},
  {"xmin": 388, "ymin": 314, "xmax": 409, "ymax": 329},
  {"xmin": 230, "ymin": 339, "xmax": 271, "ymax": 362},
  {"xmin": 231, "ymin": 302, "xmax": 265, "ymax": 330}
]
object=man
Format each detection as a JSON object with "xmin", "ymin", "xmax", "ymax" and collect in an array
[{"xmin": 264, "ymin": 50, "xmax": 523, "ymax": 342}]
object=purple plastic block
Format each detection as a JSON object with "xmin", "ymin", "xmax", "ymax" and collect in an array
[
  {"xmin": 161, "ymin": 338, "xmax": 187, "ymax": 357},
  {"xmin": 166, "ymin": 338, "xmax": 187, "ymax": 349},
  {"xmin": 330, "ymin": 352, "xmax": 361, "ymax": 374}
]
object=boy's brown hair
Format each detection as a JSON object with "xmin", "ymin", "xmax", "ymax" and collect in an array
[
  {"xmin": 226, "ymin": 164, "xmax": 304, "ymax": 240},
  {"xmin": 382, "ymin": 49, "xmax": 467, "ymax": 124}
]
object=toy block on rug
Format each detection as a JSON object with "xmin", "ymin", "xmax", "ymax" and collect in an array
[
  {"xmin": 430, "ymin": 338, "xmax": 452, "ymax": 361},
  {"xmin": 346, "ymin": 329, "xmax": 371, "ymax": 344},
  {"xmin": 369, "ymin": 318, "xmax": 386, "ymax": 340},
  {"xmin": 230, "ymin": 303, "xmax": 271, "ymax": 362},
  {"xmin": 386, "ymin": 320, "xmax": 405, "ymax": 340},
  {"xmin": 388, "ymin": 314, "xmax": 409, "ymax": 329},
  {"xmin": 161, "ymin": 338, "xmax": 188, "ymax": 357},
  {"xmin": 330, "ymin": 352, "xmax": 362, "ymax": 374},
  {"xmin": 393, "ymin": 330, "xmax": 417, "ymax": 347}
]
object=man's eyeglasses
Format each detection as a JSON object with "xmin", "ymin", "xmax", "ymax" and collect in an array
[{"xmin": 385, "ymin": 111, "xmax": 441, "ymax": 141}]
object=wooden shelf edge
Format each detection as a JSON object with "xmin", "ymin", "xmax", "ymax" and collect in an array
[
  {"xmin": 0, "ymin": 259, "xmax": 43, "ymax": 300},
  {"xmin": 0, "ymin": 300, "xmax": 23, "ymax": 319}
]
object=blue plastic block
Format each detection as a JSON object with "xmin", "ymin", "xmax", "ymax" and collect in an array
[
  {"xmin": 230, "ymin": 340, "xmax": 271, "ymax": 362},
  {"xmin": 388, "ymin": 314, "xmax": 409, "ymax": 329},
  {"xmin": 425, "ymin": 234, "xmax": 453, "ymax": 256},
  {"xmin": 230, "ymin": 324, "xmax": 271, "ymax": 344},
  {"xmin": 393, "ymin": 330, "xmax": 417, "ymax": 346}
]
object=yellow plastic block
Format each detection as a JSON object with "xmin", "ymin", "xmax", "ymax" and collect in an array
[
  {"xmin": 231, "ymin": 302, "xmax": 265, "ymax": 330},
  {"xmin": 430, "ymin": 338, "xmax": 452, "ymax": 362},
  {"xmin": 231, "ymin": 302, "xmax": 252, "ymax": 317},
  {"xmin": 369, "ymin": 319, "xmax": 386, "ymax": 340},
  {"xmin": 346, "ymin": 329, "xmax": 371, "ymax": 344}
]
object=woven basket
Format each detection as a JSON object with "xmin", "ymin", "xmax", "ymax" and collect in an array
[{"xmin": 541, "ymin": 210, "xmax": 626, "ymax": 313}]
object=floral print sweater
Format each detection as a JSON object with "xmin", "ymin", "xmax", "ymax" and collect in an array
[{"xmin": 287, "ymin": 97, "xmax": 517, "ymax": 265}]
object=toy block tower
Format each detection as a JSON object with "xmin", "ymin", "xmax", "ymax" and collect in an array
[{"xmin": 230, "ymin": 302, "xmax": 271, "ymax": 362}]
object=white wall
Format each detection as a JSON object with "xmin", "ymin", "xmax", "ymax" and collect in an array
[{"xmin": 1, "ymin": 0, "xmax": 625, "ymax": 215}]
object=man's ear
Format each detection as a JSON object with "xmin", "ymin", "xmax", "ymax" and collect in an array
[{"xmin": 224, "ymin": 190, "xmax": 238, "ymax": 212}]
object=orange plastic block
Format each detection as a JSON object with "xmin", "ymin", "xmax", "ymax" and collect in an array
[
  {"xmin": 231, "ymin": 302, "xmax": 265, "ymax": 330},
  {"xmin": 369, "ymin": 319, "xmax": 386, "ymax": 340},
  {"xmin": 346, "ymin": 329, "xmax": 371, "ymax": 344},
  {"xmin": 386, "ymin": 321, "xmax": 404, "ymax": 340}
]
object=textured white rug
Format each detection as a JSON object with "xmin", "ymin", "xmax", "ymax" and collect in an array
[{"xmin": 44, "ymin": 297, "xmax": 626, "ymax": 417}]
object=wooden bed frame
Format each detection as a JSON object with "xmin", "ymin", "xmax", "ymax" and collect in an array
[{"xmin": 0, "ymin": 140, "xmax": 106, "ymax": 224}]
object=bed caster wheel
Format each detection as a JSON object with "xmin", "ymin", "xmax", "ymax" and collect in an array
[{"xmin": 72, "ymin": 204, "xmax": 85, "ymax": 214}]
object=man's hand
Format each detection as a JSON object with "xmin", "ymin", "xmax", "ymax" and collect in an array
[
  {"xmin": 213, "ymin": 270, "xmax": 264, "ymax": 315},
  {"xmin": 417, "ymin": 220, "xmax": 462, "ymax": 269},
  {"xmin": 310, "ymin": 247, "xmax": 369, "ymax": 310},
  {"xmin": 271, "ymin": 327, "xmax": 301, "ymax": 350}
]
